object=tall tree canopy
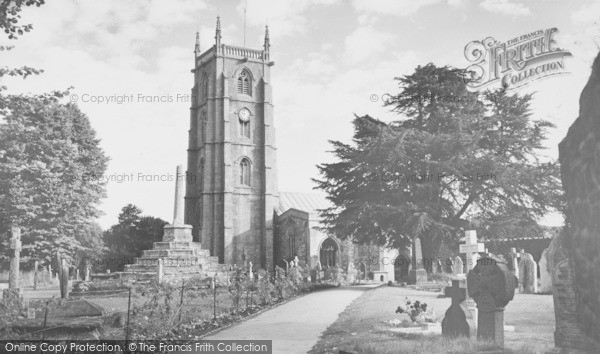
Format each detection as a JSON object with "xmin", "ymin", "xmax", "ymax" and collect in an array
[
  {"xmin": 314, "ymin": 63, "xmax": 562, "ymax": 264},
  {"xmin": 103, "ymin": 204, "xmax": 168, "ymax": 272},
  {"xmin": 0, "ymin": 94, "xmax": 109, "ymax": 266}
]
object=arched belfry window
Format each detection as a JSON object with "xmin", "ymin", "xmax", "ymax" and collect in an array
[
  {"xmin": 240, "ymin": 158, "xmax": 251, "ymax": 186},
  {"xmin": 202, "ymin": 72, "xmax": 208, "ymax": 99},
  {"xmin": 237, "ymin": 70, "xmax": 251, "ymax": 96}
]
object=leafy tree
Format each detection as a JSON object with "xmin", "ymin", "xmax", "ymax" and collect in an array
[
  {"xmin": 0, "ymin": 0, "xmax": 45, "ymax": 89},
  {"xmin": 0, "ymin": 94, "xmax": 109, "ymax": 267},
  {"xmin": 103, "ymin": 204, "xmax": 168, "ymax": 271},
  {"xmin": 314, "ymin": 63, "xmax": 562, "ymax": 270}
]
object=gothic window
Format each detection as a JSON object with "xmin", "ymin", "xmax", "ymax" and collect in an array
[
  {"xmin": 237, "ymin": 70, "xmax": 251, "ymax": 96},
  {"xmin": 240, "ymin": 158, "xmax": 251, "ymax": 186},
  {"xmin": 319, "ymin": 237, "xmax": 338, "ymax": 268},
  {"xmin": 286, "ymin": 219, "xmax": 297, "ymax": 257},
  {"xmin": 202, "ymin": 72, "xmax": 208, "ymax": 99}
]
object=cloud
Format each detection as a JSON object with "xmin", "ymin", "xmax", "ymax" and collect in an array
[
  {"xmin": 351, "ymin": 0, "xmax": 440, "ymax": 17},
  {"xmin": 479, "ymin": 0, "xmax": 530, "ymax": 17},
  {"xmin": 238, "ymin": 0, "xmax": 338, "ymax": 38},
  {"xmin": 343, "ymin": 26, "xmax": 395, "ymax": 65}
]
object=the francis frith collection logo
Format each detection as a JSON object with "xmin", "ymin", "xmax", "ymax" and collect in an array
[{"xmin": 464, "ymin": 28, "xmax": 572, "ymax": 91}]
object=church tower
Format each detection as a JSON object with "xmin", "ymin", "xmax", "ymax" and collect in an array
[{"xmin": 185, "ymin": 18, "xmax": 278, "ymax": 269}]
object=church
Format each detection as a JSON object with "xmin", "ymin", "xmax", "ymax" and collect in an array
[{"xmin": 183, "ymin": 18, "xmax": 397, "ymax": 281}]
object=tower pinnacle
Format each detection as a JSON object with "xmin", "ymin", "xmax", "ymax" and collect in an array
[
  {"xmin": 194, "ymin": 31, "xmax": 200, "ymax": 57},
  {"xmin": 215, "ymin": 16, "xmax": 222, "ymax": 46},
  {"xmin": 264, "ymin": 25, "xmax": 270, "ymax": 53}
]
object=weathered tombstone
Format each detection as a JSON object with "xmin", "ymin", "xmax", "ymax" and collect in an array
[
  {"xmin": 538, "ymin": 248, "xmax": 551, "ymax": 293},
  {"xmin": 468, "ymin": 255, "xmax": 516, "ymax": 349},
  {"xmin": 248, "ymin": 261, "xmax": 254, "ymax": 281},
  {"xmin": 548, "ymin": 232, "xmax": 590, "ymax": 351},
  {"xmin": 315, "ymin": 261, "xmax": 322, "ymax": 282},
  {"xmin": 84, "ymin": 262, "xmax": 91, "ymax": 282},
  {"xmin": 508, "ymin": 248, "xmax": 520, "ymax": 283},
  {"xmin": 59, "ymin": 259, "xmax": 69, "ymax": 299},
  {"xmin": 282, "ymin": 259, "xmax": 289, "ymax": 275},
  {"xmin": 435, "ymin": 258, "xmax": 443, "ymax": 274},
  {"xmin": 409, "ymin": 237, "xmax": 427, "ymax": 283},
  {"xmin": 518, "ymin": 252, "xmax": 537, "ymax": 294},
  {"xmin": 444, "ymin": 257, "xmax": 454, "ymax": 274},
  {"xmin": 558, "ymin": 56, "xmax": 600, "ymax": 351},
  {"xmin": 3, "ymin": 226, "xmax": 22, "ymax": 299},
  {"xmin": 453, "ymin": 256, "xmax": 464, "ymax": 276},
  {"xmin": 442, "ymin": 280, "xmax": 473, "ymax": 338}
]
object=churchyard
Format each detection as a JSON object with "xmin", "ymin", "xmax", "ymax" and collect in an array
[{"xmin": 2, "ymin": 2, "xmax": 600, "ymax": 354}]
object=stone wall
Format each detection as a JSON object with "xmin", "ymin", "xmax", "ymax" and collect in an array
[{"xmin": 558, "ymin": 51, "xmax": 600, "ymax": 351}]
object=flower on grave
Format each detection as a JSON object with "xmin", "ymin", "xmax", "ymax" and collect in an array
[{"xmin": 395, "ymin": 297, "xmax": 433, "ymax": 323}]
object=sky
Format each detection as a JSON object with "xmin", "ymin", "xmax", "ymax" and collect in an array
[{"xmin": 2, "ymin": 0, "xmax": 599, "ymax": 229}]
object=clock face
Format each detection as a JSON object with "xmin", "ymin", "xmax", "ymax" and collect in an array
[{"xmin": 238, "ymin": 108, "xmax": 251, "ymax": 122}]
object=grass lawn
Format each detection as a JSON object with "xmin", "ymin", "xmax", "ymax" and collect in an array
[{"xmin": 310, "ymin": 285, "xmax": 555, "ymax": 353}]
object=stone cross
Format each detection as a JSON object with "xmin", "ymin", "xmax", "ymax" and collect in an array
[
  {"xmin": 442, "ymin": 279, "xmax": 472, "ymax": 338},
  {"xmin": 459, "ymin": 230, "xmax": 485, "ymax": 272},
  {"xmin": 173, "ymin": 164, "xmax": 185, "ymax": 226},
  {"xmin": 292, "ymin": 256, "xmax": 299, "ymax": 267}
]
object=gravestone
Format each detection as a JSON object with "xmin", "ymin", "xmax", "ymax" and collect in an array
[
  {"xmin": 3, "ymin": 226, "xmax": 22, "ymax": 299},
  {"xmin": 444, "ymin": 257, "xmax": 454, "ymax": 274},
  {"xmin": 409, "ymin": 237, "xmax": 427, "ymax": 284},
  {"xmin": 282, "ymin": 259, "xmax": 289, "ymax": 275},
  {"xmin": 315, "ymin": 261, "xmax": 322, "ymax": 282},
  {"xmin": 435, "ymin": 258, "xmax": 443, "ymax": 274},
  {"xmin": 467, "ymin": 255, "xmax": 516, "ymax": 349},
  {"xmin": 442, "ymin": 280, "xmax": 473, "ymax": 338},
  {"xmin": 548, "ymin": 232, "xmax": 589, "ymax": 351},
  {"xmin": 518, "ymin": 252, "xmax": 537, "ymax": 294},
  {"xmin": 538, "ymin": 248, "xmax": 551, "ymax": 293},
  {"xmin": 558, "ymin": 51, "xmax": 600, "ymax": 352},
  {"xmin": 508, "ymin": 248, "xmax": 520, "ymax": 283},
  {"xmin": 84, "ymin": 263, "xmax": 91, "ymax": 282},
  {"xmin": 248, "ymin": 262, "xmax": 254, "ymax": 281},
  {"xmin": 453, "ymin": 256, "xmax": 464, "ymax": 276}
]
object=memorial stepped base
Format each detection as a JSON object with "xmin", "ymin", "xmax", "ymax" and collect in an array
[{"xmin": 119, "ymin": 241, "xmax": 229, "ymax": 281}]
